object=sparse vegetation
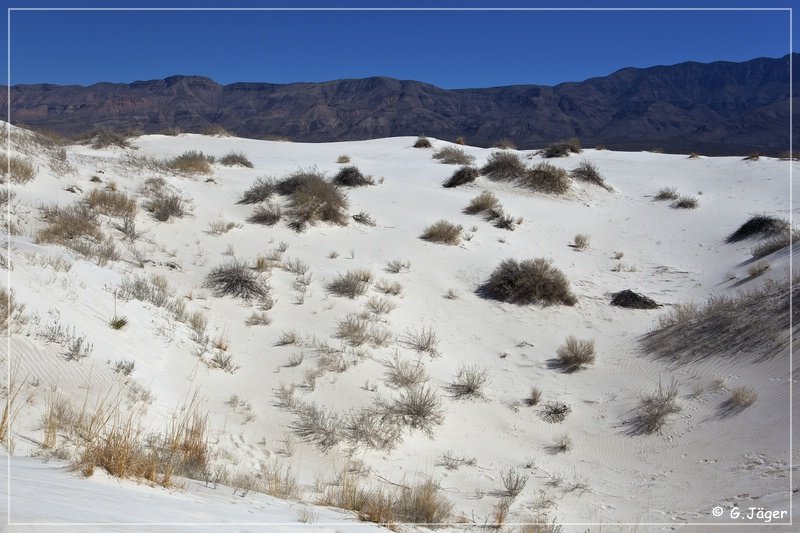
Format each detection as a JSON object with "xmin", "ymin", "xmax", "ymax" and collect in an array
[
  {"xmin": 413, "ymin": 136, "xmax": 432, "ymax": 148},
  {"xmin": 654, "ymin": 186, "xmax": 679, "ymax": 201},
  {"xmin": 219, "ymin": 151, "xmax": 253, "ymax": 168},
  {"xmin": 91, "ymin": 128, "xmax": 131, "ymax": 149},
  {"xmin": 402, "ymin": 326, "xmax": 439, "ymax": 356},
  {"xmin": 573, "ymin": 233, "xmax": 590, "ymax": 250},
  {"xmin": 145, "ymin": 194, "xmax": 185, "ymax": 222},
  {"xmin": 0, "ymin": 153, "xmax": 37, "ymax": 183},
  {"xmin": 382, "ymin": 385, "xmax": 444, "ymax": 435},
  {"xmin": 570, "ymin": 160, "xmax": 612, "ymax": 191},
  {"xmin": 525, "ymin": 387, "xmax": 542, "ymax": 406},
  {"xmin": 421, "ymin": 220, "xmax": 462, "ymax": 245},
  {"xmin": 276, "ymin": 170, "xmax": 348, "ymax": 230},
  {"xmin": 166, "ymin": 150, "xmax": 215, "ymax": 174},
  {"xmin": 481, "ymin": 258, "xmax": 577, "ymax": 306},
  {"xmin": 86, "ymin": 189, "xmax": 137, "ymax": 217},
  {"xmin": 328, "ymin": 269, "xmax": 372, "ymax": 298},
  {"xmin": 671, "ymin": 196, "xmax": 699, "ymax": 209},
  {"xmin": 337, "ymin": 155, "xmax": 351, "ymax": 164},
  {"xmin": 520, "ymin": 162, "xmax": 571, "ymax": 194},
  {"xmin": 248, "ymin": 203, "xmax": 282, "ymax": 226},
  {"xmin": 743, "ymin": 152, "xmax": 760, "ymax": 161},
  {"xmin": 481, "ymin": 151, "xmax": 527, "ymax": 181},
  {"xmin": 747, "ymin": 261, "xmax": 770, "ymax": 277},
  {"xmin": 724, "ymin": 386, "xmax": 758, "ymax": 412},
  {"xmin": 384, "ymin": 355, "xmax": 428, "ymax": 389},
  {"xmin": 464, "ymin": 190, "xmax": 500, "ymax": 214},
  {"xmin": 386, "ymin": 258, "xmax": 411, "ymax": 274},
  {"xmin": 433, "ymin": 146, "xmax": 475, "ymax": 165},
  {"xmin": 540, "ymin": 401, "xmax": 572, "ymax": 423},
  {"xmin": 108, "ymin": 315, "xmax": 128, "ymax": 330},
  {"xmin": 501, "ymin": 468, "xmax": 527, "ymax": 497},
  {"xmin": 446, "ymin": 365, "xmax": 489, "ymax": 399},
  {"xmin": 204, "ymin": 260, "xmax": 269, "ymax": 301},
  {"xmin": 442, "ymin": 166, "xmax": 479, "ymax": 188},
  {"xmin": 752, "ymin": 231, "xmax": 799, "ymax": 258},
  {"xmin": 374, "ymin": 279, "xmax": 403, "ymax": 296},
  {"xmin": 494, "ymin": 139, "xmax": 516, "ymax": 150},
  {"xmin": 555, "ymin": 336, "xmax": 596, "ymax": 372},
  {"xmin": 727, "ymin": 215, "xmax": 790, "ymax": 243},
  {"xmin": 551, "ymin": 433, "xmax": 573, "ymax": 453},
  {"xmin": 332, "ymin": 166, "xmax": 373, "ymax": 187},
  {"xmin": 238, "ymin": 177, "xmax": 276, "ymax": 204},
  {"xmin": 37, "ymin": 203, "xmax": 119, "ymax": 265},
  {"xmin": 625, "ymin": 380, "xmax": 682, "ymax": 435},
  {"xmin": 542, "ymin": 138, "xmax": 581, "ymax": 158}
]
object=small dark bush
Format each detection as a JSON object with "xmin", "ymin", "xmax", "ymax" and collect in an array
[
  {"xmin": 570, "ymin": 161, "xmax": 612, "ymax": 191},
  {"xmin": 248, "ymin": 204, "xmax": 282, "ymax": 226},
  {"xmin": 442, "ymin": 166, "xmax": 479, "ymax": 188},
  {"xmin": 540, "ymin": 401, "xmax": 571, "ymax": 423},
  {"xmin": 166, "ymin": 150, "xmax": 215, "ymax": 174},
  {"xmin": 146, "ymin": 194, "xmax": 184, "ymax": 222},
  {"xmin": 332, "ymin": 166, "xmax": 373, "ymax": 187},
  {"xmin": 464, "ymin": 191, "xmax": 500, "ymax": 214},
  {"xmin": 625, "ymin": 380, "xmax": 682, "ymax": 435},
  {"xmin": 204, "ymin": 260, "xmax": 268, "ymax": 301},
  {"xmin": 654, "ymin": 187, "xmax": 679, "ymax": 201},
  {"xmin": 238, "ymin": 177, "xmax": 276, "ymax": 204},
  {"xmin": 219, "ymin": 151, "xmax": 253, "ymax": 168},
  {"xmin": 446, "ymin": 365, "xmax": 489, "ymax": 399},
  {"xmin": 383, "ymin": 385, "xmax": 445, "ymax": 435},
  {"xmin": 433, "ymin": 146, "xmax": 475, "ymax": 165},
  {"xmin": 727, "ymin": 215, "xmax": 790, "ymax": 243},
  {"xmin": 743, "ymin": 152, "xmax": 760, "ymax": 161},
  {"xmin": 276, "ymin": 171, "xmax": 348, "ymax": 230},
  {"xmin": 480, "ymin": 258, "xmax": 577, "ymax": 306},
  {"xmin": 91, "ymin": 128, "xmax": 131, "ymax": 149},
  {"xmin": 542, "ymin": 139, "xmax": 581, "ymax": 158},
  {"xmin": 481, "ymin": 151, "xmax": 526, "ymax": 181},
  {"xmin": 421, "ymin": 220, "xmax": 462, "ymax": 245},
  {"xmin": 611, "ymin": 289, "xmax": 658, "ymax": 309},
  {"xmin": 671, "ymin": 196, "xmax": 699, "ymax": 209},
  {"xmin": 520, "ymin": 163, "xmax": 571, "ymax": 194},
  {"xmin": 328, "ymin": 269, "xmax": 371, "ymax": 298},
  {"xmin": 413, "ymin": 136, "xmax": 432, "ymax": 148},
  {"xmin": 555, "ymin": 336, "xmax": 596, "ymax": 372},
  {"xmin": 494, "ymin": 139, "xmax": 517, "ymax": 150},
  {"xmin": 752, "ymin": 231, "xmax": 799, "ymax": 258}
]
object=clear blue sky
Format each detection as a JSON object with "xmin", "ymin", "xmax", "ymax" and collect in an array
[{"xmin": 2, "ymin": 0, "xmax": 796, "ymax": 89}]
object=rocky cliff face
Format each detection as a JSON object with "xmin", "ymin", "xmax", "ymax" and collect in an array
[{"xmin": 3, "ymin": 54, "xmax": 796, "ymax": 155}]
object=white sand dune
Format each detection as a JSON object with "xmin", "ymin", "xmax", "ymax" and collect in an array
[{"xmin": 1, "ymin": 123, "xmax": 797, "ymax": 530}]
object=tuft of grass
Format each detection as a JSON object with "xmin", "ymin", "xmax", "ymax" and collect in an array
[
  {"xmin": 90, "ymin": 128, "xmax": 131, "ymax": 149},
  {"xmin": 385, "ymin": 258, "xmax": 411, "ymax": 274},
  {"xmin": 446, "ymin": 365, "xmax": 489, "ymax": 399},
  {"xmin": 727, "ymin": 215, "xmax": 790, "ymax": 243},
  {"xmin": 671, "ymin": 196, "xmax": 699, "ymax": 209},
  {"xmin": 204, "ymin": 260, "xmax": 268, "ymax": 301},
  {"xmin": 525, "ymin": 386, "xmax": 542, "ymax": 406},
  {"xmin": 219, "ymin": 151, "xmax": 253, "ymax": 168},
  {"xmin": 442, "ymin": 166, "xmax": 479, "ymax": 188},
  {"xmin": 336, "ymin": 314, "xmax": 371, "ymax": 347},
  {"xmin": 238, "ymin": 177, "xmax": 276, "ymax": 204},
  {"xmin": 328, "ymin": 269, "xmax": 372, "ymax": 298},
  {"xmin": 413, "ymin": 136, "xmax": 432, "ymax": 148},
  {"xmin": 555, "ymin": 336, "xmax": 596, "ymax": 372},
  {"xmin": 464, "ymin": 190, "xmax": 500, "ymax": 215},
  {"xmin": 384, "ymin": 355, "xmax": 428, "ymax": 389},
  {"xmin": 248, "ymin": 204, "xmax": 282, "ymax": 226},
  {"xmin": 0, "ymin": 153, "xmax": 37, "ymax": 184},
  {"xmin": 542, "ymin": 138, "xmax": 581, "ymax": 158},
  {"xmin": 421, "ymin": 220, "xmax": 462, "ymax": 245},
  {"xmin": 382, "ymin": 385, "xmax": 445, "ymax": 435},
  {"xmin": 332, "ymin": 166, "xmax": 373, "ymax": 187},
  {"xmin": 573, "ymin": 233, "xmax": 590, "ymax": 250},
  {"xmin": 570, "ymin": 160, "xmax": 612, "ymax": 191},
  {"xmin": 166, "ymin": 150, "xmax": 215, "ymax": 174},
  {"xmin": 724, "ymin": 386, "xmax": 758, "ymax": 411},
  {"xmin": 36, "ymin": 203, "xmax": 119, "ymax": 265},
  {"xmin": 401, "ymin": 326, "xmax": 439, "ymax": 356},
  {"xmin": 277, "ymin": 170, "xmax": 348, "ymax": 230},
  {"xmin": 108, "ymin": 315, "xmax": 128, "ymax": 330},
  {"xmin": 551, "ymin": 433, "xmax": 573, "ymax": 453},
  {"xmin": 494, "ymin": 139, "xmax": 516, "ymax": 150},
  {"xmin": 481, "ymin": 258, "xmax": 577, "ymax": 306},
  {"xmin": 481, "ymin": 151, "xmax": 526, "ymax": 181},
  {"xmin": 654, "ymin": 186, "xmax": 679, "ymax": 201},
  {"xmin": 742, "ymin": 152, "xmax": 760, "ymax": 161},
  {"xmin": 374, "ymin": 279, "xmax": 403, "ymax": 296},
  {"xmin": 540, "ymin": 401, "xmax": 572, "ymax": 423},
  {"xmin": 85, "ymin": 189, "xmax": 137, "ymax": 217},
  {"xmin": 432, "ymin": 146, "xmax": 475, "ymax": 165},
  {"xmin": 752, "ymin": 231, "xmax": 800, "ymax": 258},
  {"xmin": 625, "ymin": 380, "xmax": 682, "ymax": 435},
  {"xmin": 145, "ymin": 194, "xmax": 184, "ymax": 222},
  {"xmin": 500, "ymin": 468, "xmax": 527, "ymax": 497},
  {"xmin": 520, "ymin": 162, "xmax": 571, "ymax": 194},
  {"xmin": 747, "ymin": 261, "xmax": 770, "ymax": 277},
  {"xmin": 337, "ymin": 155, "xmax": 351, "ymax": 164}
]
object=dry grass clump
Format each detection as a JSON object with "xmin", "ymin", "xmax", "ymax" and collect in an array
[
  {"xmin": 117, "ymin": 274, "xmax": 186, "ymax": 320},
  {"xmin": 401, "ymin": 326, "xmax": 439, "ymax": 356},
  {"xmin": 421, "ymin": 220, "xmax": 462, "ymax": 245},
  {"xmin": 0, "ymin": 153, "xmax": 37, "ymax": 184},
  {"xmin": 625, "ymin": 380, "xmax": 682, "ymax": 435},
  {"xmin": 643, "ymin": 275, "xmax": 795, "ymax": 364},
  {"xmin": 91, "ymin": 128, "xmax": 131, "ymax": 149},
  {"xmin": 86, "ymin": 189, "xmax": 137, "ymax": 217},
  {"xmin": 442, "ymin": 166, "xmax": 479, "ymax": 188},
  {"xmin": 481, "ymin": 258, "xmax": 577, "ymax": 306},
  {"xmin": 747, "ymin": 261, "xmax": 770, "ymax": 277},
  {"xmin": 494, "ymin": 139, "xmax": 516, "ymax": 150},
  {"xmin": 385, "ymin": 258, "xmax": 411, "ymax": 274},
  {"xmin": 671, "ymin": 196, "xmax": 699, "ymax": 209},
  {"xmin": 570, "ymin": 160, "xmax": 612, "ymax": 191},
  {"xmin": 464, "ymin": 190, "xmax": 500, "ymax": 214},
  {"xmin": 654, "ymin": 186, "xmax": 679, "ymax": 200},
  {"xmin": 290, "ymin": 401, "xmax": 342, "ymax": 451},
  {"xmin": 525, "ymin": 386, "xmax": 542, "ymax": 406},
  {"xmin": 381, "ymin": 385, "xmax": 445, "ymax": 435},
  {"xmin": 501, "ymin": 468, "xmax": 527, "ymax": 497},
  {"xmin": 542, "ymin": 138, "xmax": 581, "ymax": 158},
  {"xmin": 337, "ymin": 154, "xmax": 351, "ymax": 163},
  {"xmin": 277, "ymin": 170, "xmax": 348, "ymax": 230},
  {"xmin": 540, "ymin": 401, "xmax": 571, "ymax": 423},
  {"xmin": 166, "ymin": 150, "xmax": 215, "ymax": 174},
  {"xmin": 743, "ymin": 152, "xmax": 760, "ymax": 161},
  {"xmin": 481, "ymin": 151, "xmax": 526, "ymax": 181},
  {"xmin": 384, "ymin": 355, "xmax": 428, "ymax": 388},
  {"xmin": 374, "ymin": 279, "xmax": 403, "ymax": 296},
  {"xmin": 413, "ymin": 136, "xmax": 432, "ymax": 148},
  {"xmin": 201, "ymin": 124, "xmax": 231, "ymax": 136},
  {"xmin": 723, "ymin": 386, "xmax": 758, "ymax": 412},
  {"xmin": 394, "ymin": 479, "xmax": 452, "ymax": 524},
  {"xmin": 145, "ymin": 194, "xmax": 184, "ymax": 222},
  {"xmin": 433, "ymin": 146, "xmax": 475, "ymax": 165},
  {"xmin": 332, "ymin": 166, "xmax": 374, "ymax": 187},
  {"xmin": 573, "ymin": 233, "xmax": 590, "ymax": 250},
  {"xmin": 204, "ymin": 260, "xmax": 268, "ymax": 301},
  {"xmin": 37, "ymin": 203, "xmax": 120, "ymax": 265},
  {"xmin": 248, "ymin": 203, "xmax": 282, "ymax": 226},
  {"xmin": 1, "ymin": 286, "xmax": 27, "ymax": 334},
  {"xmin": 555, "ymin": 336, "xmax": 596, "ymax": 372},
  {"xmin": 727, "ymin": 215, "xmax": 790, "ymax": 243},
  {"xmin": 328, "ymin": 269, "xmax": 372, "ymax": 298},
  {"xmin": 550, "ymin": 433, "xmax": 573, "ymax": 453},
  {"xmin": 446, "ymin": 365, "xmax": 489, "ymax": 399},
  {"xmin": 336, "ymin": 314, "xmax": 371, "ymax": 347},
  {"xmin": 752, "ymin": 231, "xmax": 799, "ymax": 258},
  {"xmin": 219, "ymin": 151, "xmax": 253, "ymax": 168},
  {"xmin": 520, "ymin": 162, "xmax": 571, "ymax": 194},
  {"xmin": 238, "ymin": 177, "xmax": 276, "ymax": 204}
]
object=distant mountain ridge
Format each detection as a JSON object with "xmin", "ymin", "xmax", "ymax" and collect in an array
[{"xmin": 2, "ymin": 54, "xmax": 796, "ymax": 155}]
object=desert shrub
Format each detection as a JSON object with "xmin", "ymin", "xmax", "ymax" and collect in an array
[
  {"xmin": 433, "ymin": 146, "xmax": 475, "ymax": 165},
  {"xmin": 337, "ymin": 154, "xmax": 351, "ymax": 164},
  {"xmin": 542, "ymin": 139, "xmax": 581, "ymax": 158},
  {"xmin": 328, "ymin": 269, "xmax": 371, "ymax": 298},
  {"xmin": 0, "ymin": 153, "xmax": 36, "ymax": 184},
  {"xmin": 145, "ymin": 194, "xmax": 184, "ymax": 221},
  {"xmin": 384, "ymin": 355, "xmax": 428, "ymax": 389},
  {"xmin": 551, "ymin": 433, "xmax": 573, "ymax": 453},
  {"xmin": 464, "ymin": 191, "xmax": 500, "ymax": 214},
  {"xmin": 454, "ymin": 136, "xmax": 466, "ymax": 145},
  {"xmin": 611, "ymin": 289, "xmax": 658, "ymax": 309},
  {"xmin": 743, "ymin": 152, "xmax": 760, "ymax": 161},
  {"xmin": 654, "ymin": 186, "xmax": 679, "ymax": 201},
  {"xmin": 91, "ymin": 128, "xmax": 131, "ymax": 149},
  {"xmin": 290, "ymin": 401, "xmax": 342, "ymax": 451},
  {"xmin": 723, "ymin": 386, "xmax": 758, "ymax": 412},
  {"xmin": 208, "ymin": 220, "xmax": 236, "ymax": 235},
  {"xmin": 570, "ymin": 160, "xmax": 611, "ymax": 191},
  {"xmin": 520, "ymin": 163, "xmax": 571, "ymax": 194},
  {"xmin": 402, "ymin": 326, "xmax": 439, "ymax": 356},
  {"xmin": 573, "ymin": 233, "xmax": 589, "ymax": 250},
  {"xmin": 501, "ymin": 468, "xmax": 527, "ymax": 497},
  {"xmin": 421, "ymin": 220, "xmax": 462, "ymax": 245},
  {"xmin": 86, "ymin": 189, "xmax": 137, "ymax": 217},
  {"xmin": 1, "ymin": 287, "xmax": 27, "ymax": 334},
  {"xmin": 352, "ymin": 212, "xmax": 376, "ymax": 226},
  {"xmin": 540, "ymin": 401, "xmax": 571, "ymax": 423},
  {"xmin": 166, "ymin": 151, "xmax": 215, "ymax": 174},
  {"xmin": 747, "ymin": 261, "xmax": 770, "ymax": 277},
  {"xmin": 245, "ymin": 312, "xmax": 271, "ymax": 326},
  {"xmin": 481, "ymin": 258, "xmax": 577, "ymax": 306},
  {"xmin": 383, "ymin": 385, "xmax": 444, "ymax": 435},
  {"xmin": 442, "ymin": 166, "xmax": 479, "ymax": 188},
  {"xmin": 238, "ymin": 177, "xmax": 276, "ymax": 204},
  {"xmin": 204, "ymin": 260, "xmax": 268, "ymax": 301},
  {"xmin": 494, "ymin": 139, "xmax": 516, "ymax": 150},
  {"xmin": 413, "ymin": 136, "xmax": 432, "ymax": 148},
  {"xmin": 525, "ymin": 387, "xmax": 542, "ymax": 406},
  {"xmin": 277, "ymin": 171, "xmax": 348, "ymax": 230},
  {"xmin": 345, "ymin": 407, "xmax": 403, "ymax": 451},
  {"xmin": 366, "ymin": 295, "xmax": 397, "ymax": 316},
  {"xmin": 727, "ymin": 215, "xmax": 790, "ymax": 243},
  {"xmin": 374, "ymin": 279, "xmax": 403, "ymax": 296},
  {"xmin": 332, "ymin": 166, "xmax": 373, "ymax": 187},
  {"xmin": 446, "ymin": 365, "xmax": 489, "ymax": 399},
  {"xmin": 386, "ymin": 258, "xmax": 411, "ymax": 274},
  {"xmin": 671, "ymin": 196, "xmax": 699, "ymax": 209},
  {"xmin": 394, "ymin": 479, "xmax": 452, "ymax": 524},
  {"xmin": 336, "ymin": 314, "xmax": 370, "ymax": 347},
  {"xmin": 109, "ymin": 315, "xmax": 128, "ymax": 330},
  {"xmin": 117, "ymin": 274, "xmax": 186, "ymax": 320},
  {"xmin": 625, "ymin": 380, "xmax": 682, "ymax": 435},
  {"xmin": 481, "ymin": 151, "xmax": 526, "ymax": 181},
  {"xmin": 276, "ymin": 330, "xmax": 299, "ymax": 346},
  {"xmin": 752, "ymin": 231, "xmax": 800, "ymax": 258},
  {"xmin": 201, "ymin": 124, "xmax": 231, "ymax": 136},
  {"xmin": 219, "ymin": 151, "xmax": 253, "ymax": 168},
  {"xmin": 248, "ymin": 204, "xmax": 281, "ymax": 226},
  {"xmin": 36, "ymin": 203, "xmax": 119, "ymax": 265},
  {"xmin": 555, "ymin": 336, "xmax": 596, "ymax": 372}
]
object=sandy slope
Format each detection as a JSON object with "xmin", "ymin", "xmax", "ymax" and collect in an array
[{"xmin": 2, "ymin": 124, "xmax": 797, "ymax": 531}]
